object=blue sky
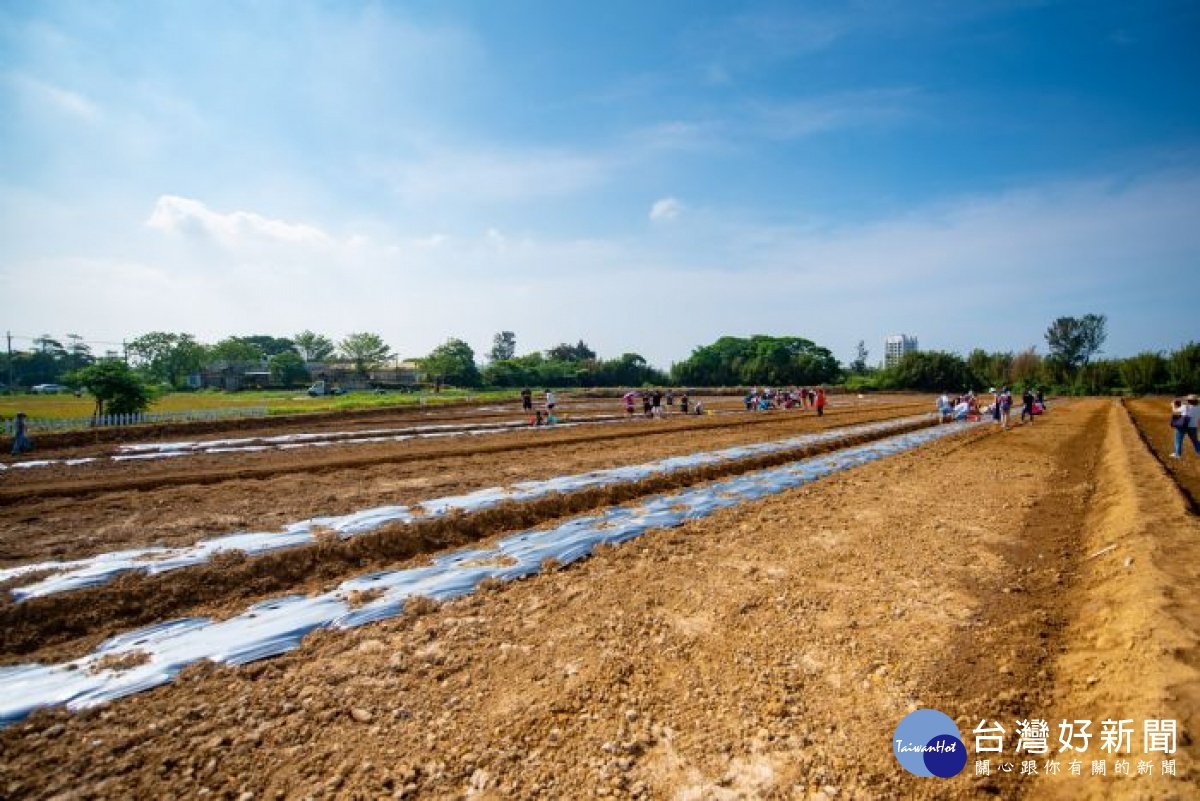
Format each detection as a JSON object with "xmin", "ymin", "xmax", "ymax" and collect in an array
[{"xmin": 2, "ymin": 0, "xmax": 1198, "ymax": 369}]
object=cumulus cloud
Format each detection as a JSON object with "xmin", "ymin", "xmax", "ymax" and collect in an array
[
  {"xmin": 145, "ymin": 195, "xmax": 334, "ymax": 248},
  {"xmin": 649, "ymin": 197, "xmax": 683, "ymax": 221}
]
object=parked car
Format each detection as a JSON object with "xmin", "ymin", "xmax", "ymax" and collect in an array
[
  {"xmin": 306, "ymin": 381, "xmax": 346, "ymax": 397},
  {"xmin": 31, "ymin": 384, "xmax": 70, "ymax": 394}
]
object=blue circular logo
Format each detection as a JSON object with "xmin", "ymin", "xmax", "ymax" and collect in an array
[{"xmin": 893, "ymin": 709, "xmax": 967, "ymax": 778}]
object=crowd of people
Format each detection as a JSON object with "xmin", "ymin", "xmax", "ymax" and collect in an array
[
  {"xmin": 622, "ymin": 389, "xmax": 703, "ymax": 418},
  {"xmin": 519, "ymin": 386, "xmax": 836, "ymax": 427},
  {"xmin": 741, "ymin": 387, "xmax": 828, "ymax": 415},
  {"xmin": 936, "ymin": 387, "xmax": 1047, "ymax": 428}
]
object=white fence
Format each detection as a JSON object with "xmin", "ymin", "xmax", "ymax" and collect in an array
[{"xmin": 2, "ymin": 407, "xmax": 268, "ymax": 436}]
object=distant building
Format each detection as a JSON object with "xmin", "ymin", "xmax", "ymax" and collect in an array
[{"xmin": 884, "ymin": 334, "xmax": 919, "ymax": 369}]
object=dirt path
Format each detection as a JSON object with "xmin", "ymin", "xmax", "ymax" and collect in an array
[{"xmin": 0, "ymin": 399, "xmax": 1195, "ymax": 799}]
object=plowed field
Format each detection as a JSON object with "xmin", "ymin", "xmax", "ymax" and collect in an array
[{"xmin": 0, "ymin": 395, "xmax": 1197, "ymax": 799}]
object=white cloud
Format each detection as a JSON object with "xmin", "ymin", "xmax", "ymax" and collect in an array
[
  {"xmin": 4, "ymin": 169, "xmax": 1197, "ymax": 371},
  {"xmin": 626, "ymin": 121, "xmax": 727, "ymax": 153},
  {"xmin": 8, "ymin": 73, "xmax": 100, "ymax": 121},
  {"xmin": 144, "ymin": 195, "xmax": 334, "ymax": 249},
  {"xmin": 748, "ymin": 89, "xmax": 921, "ymax": 140},
  {"xmin": 649, "ymin": 197, "xmax": 683, "ymax": 221}
]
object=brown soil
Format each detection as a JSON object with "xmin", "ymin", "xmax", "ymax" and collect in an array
[
  {"xmin": 0, "ymin": 397, "xmax": 1196, "ymax": 799},
  {"xmin": 0, "ymin": 415, "xmax": 939, "ymax": 665},
  {"xmin": 0, "ymin": 398, "xmax": 926, "ymax": 566}
]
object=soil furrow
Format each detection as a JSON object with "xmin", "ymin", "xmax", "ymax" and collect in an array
[
  {"xmin": 0, "ymin": 402, "xmax": 926, "ymax": 504},
  {"xmin": 0, "ymin": 403, "xmax": 930, "ymax": 566},
  {"xmin": 0, "ymin": 417, "xmax": 945, "ymax": 665}
]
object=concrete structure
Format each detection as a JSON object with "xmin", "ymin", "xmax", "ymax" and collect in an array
[{"xmin": 884, "ymin": 334, "xmax": 919, "ymax": 369}]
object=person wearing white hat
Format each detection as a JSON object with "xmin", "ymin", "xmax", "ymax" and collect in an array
[{"xmin": 1183, "ymin": 394, "xmax": 1200, "ymax": 457}]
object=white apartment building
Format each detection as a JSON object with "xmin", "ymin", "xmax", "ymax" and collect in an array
[{"xmin": 884, "ymin": 334, "xmax": 919, "ymax": 369}]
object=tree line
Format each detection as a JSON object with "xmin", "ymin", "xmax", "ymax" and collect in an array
[
  {"xmin": 860, "ymin": 315, "xmax": 1200, "ymax": 397},
  {"xmin": 4, "ymin": 316, "xmax": 1198, "ymax": 410}
]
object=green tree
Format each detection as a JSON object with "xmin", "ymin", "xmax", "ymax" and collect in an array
[
  {"xmin": 489, "ymin": 331, "xmax": 517, "ymax": 362},
  {"xmin": 1167, "ymin": 342, "xmax": 1200, "ymax": 395},
  {"xmin": 1120, "ymin": 352, "xmax": 1167, "ymax": 395},
  {"xmin": 1010, "ymin": 348, "xmax": 1042, "ymax": 389},
  {"xmin": 269, "ymin": 351, "xmax": 311, "ymax": 387},
  {"xmin": 293, "ymin": 330, "xmax": 336, "ymax": 362},
  {"xmin": 546, "ymin": 340, "xmax": 596, "ymax": 362},
  {"xmin": 1045, "ymin": 314, "xmax": 1108, "ymax": 374},
  {"xmin": 1075, "ymin": 359, "xmax": 1122, "ymax": 395},
  {"xmin": 481, "ymin": 359, "xmax": 528, "ymax": 388},
  {"xmin": 12, "ymin": 334, "xmax": 71, "ymax": 386},
  {"xmin": 672, "ymin": 335, "xmax": 840, "ymax": 387},
  {"xmin": 887, "ymin": 351, "xmax": 977, "ymax": 392},
  {"xmin": 64, "ymin": 334, "xmax": 94, "ymax": 371},
  {"xmin": 338, "ymin": 332, "xmax": 392, "ymax": 376},
  {"xmin": 69, "ymin": 360, "xmax": 153, "ymax": 417},
  {"xmin": 240, "ymin": 335, "xmax": 295, "ymax": 358},
  {"xmin": 591, "ymin": 353, "xmax": 667, "ymax": 387},
  {"xmin": 421, "ymin": 338, "xmax": 481, "ymax": 389},
  {"xmin": 127, "ymin": 332, "xmax": 208, "ymax": 388},
  {"xmin": 33, "ymin": 334, "xmax": 67, "ymax": 359},
  {"xmin": 209, "ymin": 337, "xmax": 265, "ymax": 365}
]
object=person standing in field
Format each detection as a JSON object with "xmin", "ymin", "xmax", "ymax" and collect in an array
[
  {"xmin": 1170, "ymin": 399, "xmax": 1186, "ymax": 458},
  {"xmin": 10, "ymin": 412, "xmax": 33, "ymax": 455},
  {"xmin": 544, "ymin": 390, "xmax": 556, "ymax": 414},
  {"xmin": 999, "ymin": 387, "xmax": 1013, "ymax": 430},
  {"xmin": 1188, "ymin": 395, "xmax": 1200, "ymax": 454},
  {"xmin": 652, "ymin": 389, "xmax": 663, "ymax": 418},
  {"xmin": 937, "ymin": 391, "xmax": 952, "ymax": 423},
  {"xmin": 1174, "ymin": 394, "xmax": 1200, "ymax": 458},
  {"xmin": 1021, "ymin": 387, "xmax": 1036, "ymax": 425},
  {"xmin": 815, "ymin": 387, "xmax": 827, "ymax": 417},
  {"xmin": 520, "ymin": 387, "xmax": 533, "ymax": 414},
  {"xmin": 680, "ymin": 393, "xmax": 690, "ymax": 414}
]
